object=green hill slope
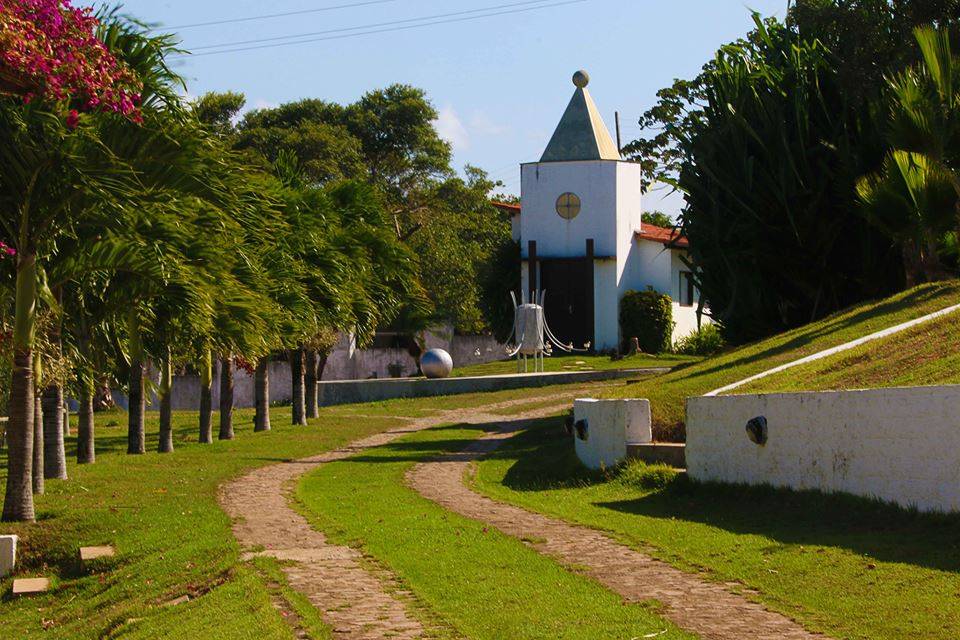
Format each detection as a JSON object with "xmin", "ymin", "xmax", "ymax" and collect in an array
[
  {"xmin": 606, "ymin": 281, "xmax": 960, "ymax": 440},
  {"xmin": 738, "ymin": 306, "xmax": 960, "ymax": 393}
]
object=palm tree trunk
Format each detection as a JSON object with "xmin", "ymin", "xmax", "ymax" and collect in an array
[
  {"xmin": 316, "ymin": 351, "xmax": 329, "ymax": 409},
  {"xmin": 305, "ymin": 349, "xmax": 319, "ymax": 420},
  {"xmin": 254, "ymin": 359, "xmax": 271, "ymax": 432},
  {"xmin": 158, "ymin": 350, "xmax": 174, "ymax": 453},
  {"xmin": 127, "ymin": 309, "xmax": 146, "ymax": 455},
  {"xmin": 219, "ymin": 355, "xmax": 234, "ymax": 440},
  {"xmin": 127, "ymin": 358, "xmax": 146, "ymax": 454},
  {"xmin": 290, "ymin": 347, "xmax": 306, "ymax": 426},
  {"xmin": 2, "ymin": 349, "xmax": 35, "ymax": 522},
  {"xmin": 32, "ymin": 393, "xmax": 43, "ymax": 496},
  {"xmin": 77, "ymin": 388, "xmax": 95, "ymax": 464},
  {"xmin": 198, "ymin": 350, "xmax": 213, "ymax": 444},
  {"xmin": 42, "ymin": 384, "xmax": 67, "ymax": 479},
  {"xmin": 2, "ymin": 251, "xmax": 37, "ymax": 522}
]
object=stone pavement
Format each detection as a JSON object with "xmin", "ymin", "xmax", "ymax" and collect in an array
[{"xmin": 407, "ymin": 423, "xmax": 829, "ymax": 640}]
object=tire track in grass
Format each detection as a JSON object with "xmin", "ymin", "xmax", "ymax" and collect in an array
[
  {"xmin": 219, "ymin": 392, "xmax": 590, "ymax": 639},
  {"xmin": 296, "ymin": 404, "xmax": 694, "ymax": 639},
  {"xmin": 407, "ymin": 423, "xmax": 830, "ymax": 640}
]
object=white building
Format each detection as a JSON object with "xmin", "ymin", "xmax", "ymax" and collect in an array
[{"xmin": 500, "ymin": 70, "xmax": 705, "ymax": 352}]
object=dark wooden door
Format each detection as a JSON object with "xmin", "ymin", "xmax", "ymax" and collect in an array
[{"xmin": 539, "ymin": 258, "xmax": 593, "ymax": 349}]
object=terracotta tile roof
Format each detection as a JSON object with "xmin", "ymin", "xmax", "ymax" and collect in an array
[
  {"xmin": 635, "ymin": 223, "xmax": 689, "ymax": 248},
  {"xmin": 492, "ymin": 201, "xmax": 521, "ymax": 214}
]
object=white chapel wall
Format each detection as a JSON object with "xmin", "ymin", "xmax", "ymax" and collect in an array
[
  {"xmin": 520, "ymin": 161, "xmax": 620, "ymax": 258},
  {"xmin": 687, "ymin": 385, "xmax": 960, "ymax": 513}
]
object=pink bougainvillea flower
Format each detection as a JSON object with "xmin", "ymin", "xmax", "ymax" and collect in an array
[
  {"xmin": 65, "ymin": 108, "xmax": 79, "ymax": 128},
  {"xmin": 0, "ymin": 242, "xmax": 16, "ymax": 257},
  {"xmin": 0, "ymin": 0, "xmax": 143, "ymax": 122}
]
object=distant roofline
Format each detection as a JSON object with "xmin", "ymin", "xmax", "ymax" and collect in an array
[
  {"xmin": 519, "ymin": 158, "xmax": 636, "ymax": 167},
  {"xmin": 492, "ymin": 201, "xmax": 520, "ymax": 213},
  {"xmin": 635, "ymin": 224, "xmax": 689, "ymax": 249}
]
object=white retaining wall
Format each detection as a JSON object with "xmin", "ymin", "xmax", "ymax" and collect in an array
[
  {"xmin": 573, "ymin": 398, "xmax": 652, "ymax": 470},
  {"xmin": 686, "ymin": 385, "xmax": 960, "ymax": 512}
]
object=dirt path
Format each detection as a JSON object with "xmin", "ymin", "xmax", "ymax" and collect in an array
[
  {"xmin": 407, "ymin": 423, "xmax": 829, "ymax": 640},
  {"xmin": 219, "ymin": 392, "xmax": 582, "ymax": 640}
]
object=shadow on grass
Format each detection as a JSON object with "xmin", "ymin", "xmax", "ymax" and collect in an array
[
  {"xmin": 335, "ymin": 418, "xmax": 543, "ymax": 465},
  {"xmin": 495, "ymin": 416, "xmax": 960, "ymax": 574}
]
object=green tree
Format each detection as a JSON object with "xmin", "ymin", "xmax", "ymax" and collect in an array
[
  {"xmin": 858, "ymin": 26, "xmax": 960, "ymax": 283},
  {"xmin": 641, "ymin": 211, "xmax": 674, "ymax": 228},
  {"xmin": 623, "ymin": 1, "xmax": 960, "ymax": 343}
]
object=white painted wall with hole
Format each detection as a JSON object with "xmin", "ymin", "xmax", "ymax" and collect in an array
[
  {"xmin": 686, "ymin": 385, "xmax": 960, "ymax": 512},
  {"xmin": 573, "ymin": 398, "xmax": 652, "ymax": 470}
]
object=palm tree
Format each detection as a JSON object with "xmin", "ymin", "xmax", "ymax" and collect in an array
[{"xmin": 858, "ymin": 27, "xmax": 960, "ymax": 284}]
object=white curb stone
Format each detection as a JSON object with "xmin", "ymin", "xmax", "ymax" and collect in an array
[{"xmin": 0, "ymin": 534, "xmax": 16, "ymax": 578}]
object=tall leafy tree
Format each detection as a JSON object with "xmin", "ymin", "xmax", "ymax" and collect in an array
[
  {"xmin": 625, "ymin": 1, "xmax": 960, "ymax": 343},
  {"xmin": 0, "ymin": 1, "xmax": 144, "ymax": 522}
]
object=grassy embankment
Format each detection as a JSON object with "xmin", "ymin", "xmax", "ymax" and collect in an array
[
  {"xmin": 604, "ymin": 281, "xmax": 960, "ymax": 439},
  {"xmin": 473, "ymin": 417, "xmax": 960, "ymax": 640},
  {"xmin": 737, "ymin": 304, "xmax": 960, "ymax": 393},
  {"xmin": 0, "ymin": 383, "xmax": 606, "ymax": 639}
]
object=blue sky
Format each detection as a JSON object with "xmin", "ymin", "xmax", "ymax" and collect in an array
[{"xmin": 97, "ymin": 0, "xmax": 787, "ymax": 217}]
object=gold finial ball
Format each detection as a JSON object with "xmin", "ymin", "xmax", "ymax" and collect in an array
[{"xmin": 572, "ymin": 70, "xmax": 590, "ymax": 88}]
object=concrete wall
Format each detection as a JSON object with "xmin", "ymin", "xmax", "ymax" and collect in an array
[
  {"xmin": 112, "ymin": 359, "xmax": 293, "ymax": 412},
  {"xmin": 319, "ymin": 368, "xmax": 664, "ymax": 408},
  {"xmin": 108, "ymin": 331, "xmax": 506, "ymax": 411},
  {"xmin": 686, "ymin": 385, "xmax": 960, "ymax": 513},
  {"xmin": 573, "ymin": 398, "xmax": 652, "ymax": 470},
  {"xmin": 324, "ymin": 331, "xmax": 505, "ymax": 382}
]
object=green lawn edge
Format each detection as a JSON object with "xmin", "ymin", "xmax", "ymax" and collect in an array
[
  {"xmin": 294, "ymin": 412, "xmax": 695, "ymax": 640},
  {"xmin": 473, "ymin": 417, "xmax": 960, "ymax": 640}
]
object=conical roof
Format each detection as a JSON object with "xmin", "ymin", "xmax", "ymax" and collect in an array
[{"xmin": 540, "ymin": 70, "xmax": 621, "ymax": 162}]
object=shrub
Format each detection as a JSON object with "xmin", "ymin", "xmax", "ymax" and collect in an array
[
  {"xmin": 617, "ymin": 460, "xmax": 680, "ymax": 491},
  {"xmin": 619, "ymin": 287, "xmax": 673, "ymax": 354},
  {"xmin": 674, "ymin": 323, "xmax": 725, "ymax": 356}
]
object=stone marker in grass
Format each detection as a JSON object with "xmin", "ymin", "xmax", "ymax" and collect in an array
[
  {"xmin": 0, "ymin": 534, "xmax": 16, "ymax": 578},
  {"xmin": 12, "ymin": 577, "xmax": 49, "ymax": 596},
  {"xmin": 79, "ymin": 545, "xmax": 115, "ymax": 569}
]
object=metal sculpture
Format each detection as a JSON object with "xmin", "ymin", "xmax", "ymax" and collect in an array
[
  {"xmin": 420, "ymin": 348, "xmax": 454, "ymax": 379},
  {"xmin": 504, "ymin": 290, "xmax": 585, "ymax": 372}
]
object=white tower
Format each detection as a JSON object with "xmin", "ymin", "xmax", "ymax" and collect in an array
[{"xmin": 519, "ymin": 70, "xmax": 643, "ymax": 351}]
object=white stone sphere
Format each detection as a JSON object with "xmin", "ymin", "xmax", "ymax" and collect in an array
[{"xmin": 420, "ymin": 348, "xmax": 453, "ymax": 379}]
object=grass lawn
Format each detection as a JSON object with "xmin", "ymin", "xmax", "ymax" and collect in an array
[
  {"xmin": 0, "ymin": 383, "xmax": 606, "ymax": 639},
  {"xmin": 295, "ymin": 414, "xmax": 694, "ymax": 640},
  {"xmin": 737, "ymin": 306, "xmax": 960, "ymax": 393},
  {"xmin": 604, "ymin": 281, "xmax": 960, "ymax": 439},
  {"xmin": 473, "ymin": 417, "xmax": 960, "ymax": 640},
  {"xmin": 0, "ymin": 404, "xmax": 405, "ymax": 639},
  {"xmin": 451, "ymin": 352, "xmax": 697, "ymax": 377}
]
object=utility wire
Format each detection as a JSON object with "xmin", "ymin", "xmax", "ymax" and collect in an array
[
  {"xmin": 162, "ymin": 0, "xmax": 400, "ymax": 31},
  {"xmin": 174, "ymin": 0, "xmax": 586, "ymax": 58},
  {"xmin": 189, "ymin": 0, "xmax": 561, "ymax": 51}
]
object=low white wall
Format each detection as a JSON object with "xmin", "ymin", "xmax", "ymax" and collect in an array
[
  {"xmin": 573, "ymin": 398, "xmax": 651, "ymax": 470},
  {"xmin": 686, "ymin": 385, "xmax": 960, "ymax": 512},
  {"xmin": 323, "ymin": 330, "xmax": 505, "ymax": 381}
]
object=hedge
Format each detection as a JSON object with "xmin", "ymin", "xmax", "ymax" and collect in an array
[{"xmin": 619, "ymin": 287, "xmax": 673, "ymax": 354}]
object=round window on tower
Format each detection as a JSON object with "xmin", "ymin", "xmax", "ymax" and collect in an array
[{"xmin": 556, "ymin": 192, "xmax": 581, "ymax": 220}]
